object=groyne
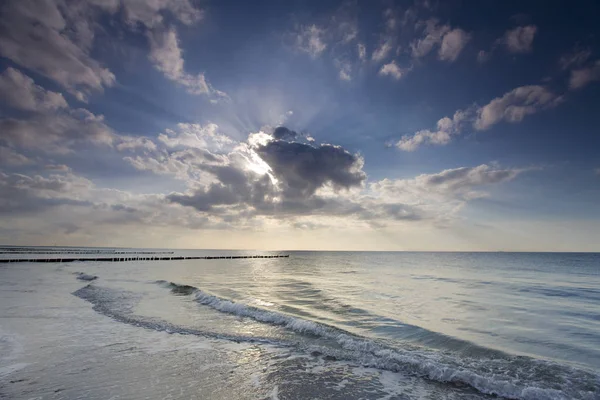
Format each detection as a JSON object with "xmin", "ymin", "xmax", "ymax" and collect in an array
[{"xmin": 0, "ymin": 255, "xmax": 289, "ymax": 263}]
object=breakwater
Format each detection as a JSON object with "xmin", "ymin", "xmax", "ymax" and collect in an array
[{"xmin": 0, "ymin": 255, "xmax": 289, "ymax": 263}]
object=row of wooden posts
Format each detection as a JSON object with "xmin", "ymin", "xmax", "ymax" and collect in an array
[
  {"xmin": 0, "ymin": 255, "xmax": 290, "ymax": 263},
  {"xmin": 0, "ymin": 250, "xmax": 174, "ymax": 255}
]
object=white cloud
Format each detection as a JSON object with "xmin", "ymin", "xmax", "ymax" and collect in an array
[
  {"xmin": 158, "ymin": 123, "xmax": 235, "ymax": 151},
  {"xmin": 396, "ymin": 111, "xmax": 466, "ymax": 151},
  {"xmin": 396, "ymin": 129, "xmax": 451, "ymax": 151},
  {"xmin": 147, "ymin": 28, "xmax": 227, "ymax": 98},
  {"xmin": 559, "ymin": 48, "xmax": 591, "ymax": 70},
  {"xmin": 372, "ymin": 40, "xmax": 393, "ymax": 62},
  {"xmin": 500, "ymin": 25, "xmax": 537, "ymax": 53},
  {"xmin": 120, "ymin": 0, "xmax": 203, "ymax": 27},
  {"xmin": 410, "ymin": 20, "xmax": 469, "ymax": 63},
  {"xmin": 569, "ymin": 61, "xmax": 600, "ymax": 90},
  {"xmin": 116, "ymin": 136, "xmax": 158, "ymax": 152},
  {"xmin": 370, "ymin": 7, "xmax": 399, "ymax": 64},
  {"xmin": 331, "ymin": 2, "xmax": 358, "ymax": 44},
  {"xmin": 379, "ymin": 61, "xmax": 406, "ymax": 80},
  {"xmin": 397, "ymin": 85, "xmax": 560, "ymax": 151},
  {"xmin": 338, "ymin": 62, "xmax": 352, "ymax": 81},
  {"xmin": 473, "ymin": 85, "xmax": 561, "ymax": 130},
  {"xmin": 296, "ymin": 25, "xmax": 327, "ymax": 58},
  {"xmin": 410, "ymin": 19, "xmax": 450, "ymax": 59},
  {"xmin": 0, "ymin": 147, "xmax": 32, "ymax": 166},
  {"xmin": 371, "ymin": 164, "xmax": 527, "ymax": 223},
  {"xmin": 357, "ymin": 43, "xmax": 366, "ymax": 60},
  {"xmin": 438, "ymin": 28, "xmax": 470, "ymax": 62},
  {"xmin": 0, "ymin": 67, "xmax": 68, "ymax": 112},
  {"xmin": 44, "ymin": 164, "xmax": 71, "ymax": 172}
]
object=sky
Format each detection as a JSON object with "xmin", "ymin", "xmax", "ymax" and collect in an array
[{"xmin": 0, "ymin": 0, "xmax": 599, "ymax": 251}]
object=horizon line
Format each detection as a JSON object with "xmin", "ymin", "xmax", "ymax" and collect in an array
[{"xmin": 1, "ymin": 244, "xmax": 599, "ymax": 254}]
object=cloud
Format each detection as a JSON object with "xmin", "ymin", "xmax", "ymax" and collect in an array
[
  {"xmin": 0, "ymin": 0, "xmax": 211, "ymax": 101},
  {"xmin": 422, "ymin": 164, "xmax": 522, "ymax": 190},
  {"xmin": 371, "ymin": 164, "xmax": 527, "ymax": 222},
  {"xmin": 132, "ymin": 124, "xmax": 371, "ymax": 222},
  {"xmin": 374, "ymin": 164, "xmax": 523, "ymax": 199},
  {"xmin": 396, "ymin": 129, "xmax": 451, "ymax": 151},
  {"xmin": 339, "ymin": 67, "xmax": 351, "ymax": 81},
  {"xmin": 254, "ymin": 138, "xmax": 366, "ymax": 198},
  {"xmin": 410, "ymin": 19, "xmax": 450, "ymax": 59},
  {"xmin": 396, "ymin": 111, "xmax": 466, "ymax": 151},
  {"xmin": 0, "ymin": 169, "xmax": 231, "ymax": 237},
  {"xmin": 473, "ymin": 85, "xmax": 561, "ymax": 130},
  {"xmin": 569, "ymin": 61, "xmax": 600, "ymax": 90},
  {"xmin": 397, "ymin": 85, "xmax": 560, "ymax": 150},
  {"xmin": 410, "ymin": 19, "xmax": 469, "ymax": 63},
  {"xmin": 147, "ymin": 28, "xmax": 227, "ymax": 98},
  {"xmin": 477, "ymin": 50, "xmax": 490, "ymax": 63},
  {"xmin": 296, "ymin": 25, "xmax": 327, "ymax": 57},
  {"xmin": 330, "ymin": 1, "xmax": 358, "ymax": 44},
  {"xmin": 333, "ymin": 57, "xmax": 353, "ymax": 81},
  {"xmin": 372, "ymin": 40, "xmax": 393, "ymax": 62},
  {"xmin": 126, "ymin": 123, "xmax": 524, "ymax": 228},
  {"xmin": 559, "ymin": 48, "xmax": 591, "ymax": 70},
  {"xmin": 0, "ymin": 0, "xmax": 115, "ymax": 100},
  {"xmin": 379, "ymin": 61, "xmax": 406, "ymax": 80},
  {"xmin": 271, "ymin": 127, "xmax": 298, "ymax": 141},
  {"xmin": 116, "ymin": 136, "xmax": 158, "ymax": 152},
  {"xmin": 120, "ymin": 0, "xmax": 203, "ymax": 27},
  {"xmin": 0, "ymin": 107, "xmax": 534, "ymax": 236},
  {"xmin": 438, "ymin": 28, "xmax": 470, "ymax": 62},
  {"xmin": 44, "ymin": 164, "xmax": 71, "ymax": 172},
  {"xmin": 499, "ymin": 25, "xmax": 537, "ymax": 53},
  {"xmin": 370, "ymin": 8, "xmax": 400, "ymax": 65},
  {"xmin": 0, "ymin": 108, "xmax": 114, "ymax": 154},
  {"xmin": 0, "ymin": 171, "xmax": 94, "ymax": 214},
  {"xmin": 357, "ymin": 43, "xmax": 366, "ymax": 60},
  {"xmin": 0, "ymin": 147, "xmax": 32, "ymax": 166},
  {"xmin": 0, "ymin": 68, "xmax": 68, "ymax": 112},
  {"xmin": 157, "ymin": 123, "xmax": 234, "ymax": 151}
]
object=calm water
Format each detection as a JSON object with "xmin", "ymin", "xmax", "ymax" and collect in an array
[{"xmin": 1, "ymin": 249, "xmax": 599, "ymax": 399}]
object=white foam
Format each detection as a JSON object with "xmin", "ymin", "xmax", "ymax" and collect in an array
[
  {"xmin": 191, "ymin": 290, "xmax": 330, "ymax": 336},
  {"xmin": 269, "ymin": 385, "xmax": 279, "ymax": 400},
  {"xmin": 75, "ymin": 272, "xmax": 97, "ymax": 281},
  {"xmin": 0, "ymin": 363, "xmax": 28, "ymax": 379},
  {"xmin": 161, "ymin": 282, "xmax": 600, "ymax": 400}
]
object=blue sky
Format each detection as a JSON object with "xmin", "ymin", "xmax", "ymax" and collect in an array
[{"xmin": 0, "ymin": 0, "xmax": 599, "ymax": 250}]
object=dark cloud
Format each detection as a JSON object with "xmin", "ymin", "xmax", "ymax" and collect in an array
[
  {"xmin": 167, "ymin": 172, "xmax": 274, "ymax": 213},
  {"xmin": 272, "ymin": 126, "xmax": 298, "ymax": 140},
  {"xmin": 255, "ymin": 139, "xmax": 366, "ymax": 198},
  {"xmin": 0, "ymin": 0, "xmax": 115, "ymax": 100},
  {"xmin": 0, "ymin": 172, "xmax": 94, "ymax": 214},
  {"xmin": 167, "ymin": 132, "xmax": 368, "ymax": 220},
  {"xmin": 0, "ymin": 109, "xmax": 114, "ymax": 154}
]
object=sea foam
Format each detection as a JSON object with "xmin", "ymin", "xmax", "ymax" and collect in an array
[{"xmin": 156, "ymin": 280, "xmax": 600, "ymax": 400}]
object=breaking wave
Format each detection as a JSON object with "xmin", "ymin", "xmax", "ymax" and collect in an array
[{"xmin": 155, "ymin": 280, "xmax": 600, "ymax": 400}]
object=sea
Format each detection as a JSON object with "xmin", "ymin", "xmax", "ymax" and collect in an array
[{"xmin": 1, "ymin": 248, "xmax": 599, "ymax": 399}]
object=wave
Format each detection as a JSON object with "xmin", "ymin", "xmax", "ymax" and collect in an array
[
  {"xmin": 156, "ymin": 280, "xmax": 600, "ymax": 400},
  {"xmin": 73, "ymin": 284, "xmax": 286, "ymax": 347},
  {"xmin": 75, "ymin": 272, "xmax": 97, "ymax": 281}
]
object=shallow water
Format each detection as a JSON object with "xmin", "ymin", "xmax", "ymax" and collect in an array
[{"xmin": 1, "ymin": 249, "xmax": 599, "ymax": 399}]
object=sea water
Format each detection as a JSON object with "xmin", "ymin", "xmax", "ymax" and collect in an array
[{"xmin": 1, "ymin": 249, "xmax": 599, "ymax": 399}]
